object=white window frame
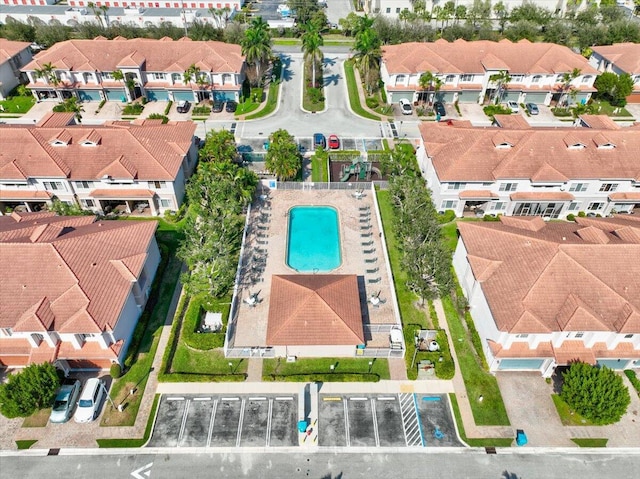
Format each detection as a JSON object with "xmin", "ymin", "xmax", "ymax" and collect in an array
[
  {"xmin": 447, "ymin": 182, "xmax": 465, "ymax": 190},
  {"xmin": 498, "ymin": 183, "xmax": 517, "ymax": 192},
  {"xmin": 460, "ymin": 74, "xmax": 473, "ymax": 82},
  {"xmin": 160, "ymin": 198, "xmax": 172, "ymax": 208},
  {"xmin": 568, "ymin": 202, "xmax": 580, "ymax": 211},
  {"xmin": 441, "ymin": 200, "xmax": 458, "ymax": 209},
  {"xmin": 43, "ymin": 181, "xmax": 64, "ymax": 191},
  {"xmin": 569, "ymin": 183, "xmax": 588, "ymax": 192},
  {"xmin": 599, "ymin": 183, "xmax": 618, "ymax": 192},
  {"xmin": 587, "ymin": 202, "xmax": 604, "ymax": 211}
]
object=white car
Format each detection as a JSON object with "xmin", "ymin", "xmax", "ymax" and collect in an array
[
  {"xmin": 73, "ymin": 378, "xmax": 105, "ymax": 423},
  {"xmin": 507, "ymin": 101, "xmax": 520, "ymax": 113},
  {"xmin": 399, "ymin": 99, "xmax": 412, "ymax": 115}
]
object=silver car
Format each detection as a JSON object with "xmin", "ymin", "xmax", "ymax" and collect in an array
[{"xmin": 50, "ymin": 379, "xmax": 81, "ymax": 424}]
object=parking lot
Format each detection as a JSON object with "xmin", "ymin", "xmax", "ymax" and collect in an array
[
  {"xmin": 148, "ymin": 394, "xmax": 298, "ymax": 448},
  {"xmin": 149, "ymin": 393, "xmax": 462, "ymax": 448},
  {"xmin": 238, "ymin": 137, "xmax": 385, "ymax": 157},
  {"xmin": 319, "ymin": 393, "xmax": 462, "ymax": 448}
]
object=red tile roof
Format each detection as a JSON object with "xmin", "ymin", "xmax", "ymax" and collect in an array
[
  {"xmin": 0, "ymin": 118, "xmax": 195, "ymax": 181},
  {"xmin": 267, "ymin": 275, "xmax": 365, "ymax": 346},
  {"xmin": 419, "ymin": 121, "xmax": 640, "ymax": 182},
  {"xmin": 89, "ymin": 188, "xmax": 155, "ymax": 199},
  {"xmin": 0, "ymin": 212, "xmax": 157, "ymax": 334},
  {"xmin": 591, "ymin": 43, "xmax": 640, "ymax": 75},
  {"xmin": 0, "ymin": 39, "xmax": 31, "ymax": 62},
  {"xmin": 457, "ymin": 216, "xmax": 640, "ymax": 334},
  {"xmin": 23, "ymin": 38, "xmax": 244, "ymax": 74},
  {"xmin": 382, "ymin": 39, "xmax": 597, "ymax": 75}
]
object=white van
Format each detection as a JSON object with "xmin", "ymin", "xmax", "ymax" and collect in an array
[{"xmin": 73, "ymin": 378, "xmax": 105, "ymax": 423}]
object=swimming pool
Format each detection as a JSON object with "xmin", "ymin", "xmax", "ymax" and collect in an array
[{"xmin": 287, "ymin": 206, "xmax": 341, "ymax": 272}]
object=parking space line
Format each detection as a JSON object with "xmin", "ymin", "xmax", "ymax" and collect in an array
[
  {"xmin": 249, "ymin": 397, "xmax": 266, "ymax": 401},
  {"xmin": 266, "ymin": 398, "xmax": 273, "ymax": 447},
  {"xmin": 206, "ymin": 399, "xmax": 218, "ymax": 448},
  {"xmin": 349, "ymin": 397, "xmax": 368, "ymax": 401},
  {"xmin": 323, "ymin": 397, "xmax": 341, "ymax": 401},
  {"xmin": 177, "ymin": 399, "xmax": 191, "ymax": 446},
  {"xmin": 221, "ymin": 397, "xmax": 239, "ymax": 401},
  {"xmin": 167, "ymin": 397, "xmax": 184, "ymax": 401},
  {"xmin": 193, "ymin": 397, "xmax": 211, "ymax": 401},
  {"xmin": 343, "ymin": 398, "xmax": 350, "ymax": 447},
  {"xmin": 275, "ymin": 397, "xmax": 293, "ymax": 401},
  {"xmin": 414, "ymin": 394, "xmax": 426, "ymax": 447},
  {"xmin": 371, "ymin": 398, "xmax": 380, "ymax": 447},
  {"xmin": 399, "ymin": 393, "xmax": 422, "ymax": 447},
  {"xmin": 377, "ymin": 397, "xmax": 395, "ymax": 401},
  {"xmin": 236, "ymin": 398, "xmax": 246, "ymax": 447}
]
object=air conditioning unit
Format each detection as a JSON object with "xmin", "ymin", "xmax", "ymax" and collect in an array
[{"xmin": 286, "ymin": 355, "xmax": 297, "ymax": 363}]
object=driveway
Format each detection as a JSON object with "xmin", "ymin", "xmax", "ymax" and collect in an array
[{"xmin": 326, "ymin": 0, "xmax": 353, "ymax": 25}]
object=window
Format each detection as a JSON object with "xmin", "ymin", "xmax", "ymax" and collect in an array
[
  {"xmin": 102, "ymin": 72, "xmax": 114, "ymax": 80},
  {"xmin": 599, "ymin": 183, "xmax": 618, "ymax": 192},
  {"xmin": 574, "ymin": 332, "xmax": 584, "ymax": 338},
  {"xmin": 395, "ymin": 74, "xmax": 406, "ymax": 85},
  {"xmin": 445, "ymin": 75, "xmax": 455, "ymax": 83},
  {"xmin": 625, "ymin": 334, "xmax": 634, "ymax": 339},
  {"xmin": 569, "ymin": 183, "xmax": 588, "ymax": 192},
  {"xmin": 447, "ymin": 182, "xmax": 465, "ymax": 190},
  {"xmin": 587, "ymin": 202, "xmax": 604, "ymax": 211},
  {"xmin": 510, "ymin": 75, "xmax": 523, "ymax": 83},
  {"xmin": 43, "ymin": 181, "xmax": 64, "ymax": 191},
  {"xmin": 386, "ymin": 7, "xmax": 390, "ymax": 13},
  {"xmin": 499, "ymin": 183, "xmax": 517, "ymax": 192},
  {"xmin": 81, "ymin": 199, "xmax": 96, "ymax": 207},
  {"xmin": 0, "ymin": 328, "xmax": 13, "ymax": 338},
  {"xmin": 76, "ymin": 181, "xmax": 94, "ymax": 189},
  {"xmin": 515, "ymin": 334, "xmax": 529, "ymax": 338},
  {"xmin": 634, "ymin": 75, "xmax": 640, "ymax": 84},
  {"xmin": 568, "ymin": 202, "xmax": 580, "ymax": 211},
  {"xmin": 151, "ymin": 72, "xmax": 165, "ymax": 80},
  {"xmin": 491, "ymin": 202, "xmax": 507, "ymax": 211},
  {"xmin": 396, "ymin": 7, "xmax": 400, "ymax": 13},
  {"xmin": 581, "ymin": 75, "xmax": 592, "ymax": 84},
  {"xmin": 482, "ymin": 182, "xmax": 492, "ymax": 186},
  {"xmin": 532, "ymin": 75, "xmax": 542, "ymax": 83},
  {"xmin": 441, "ymin": 200, "xmax": 458, "ymax": 209},
  {"xmin": 160, "ymin": 199, "xmax": 172, "ymax": 208},
  {"xmin": 460, "ymin": 74, "xmax": 473, "ymax": 82},
  {"xmin": 149, "ymin": 181, "xmax": 166, "ymax": 189}
]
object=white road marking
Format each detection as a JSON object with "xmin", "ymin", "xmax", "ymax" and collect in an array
[
  {"xmin": 206, "ymin": 399, "xmax": 218, "ymax": 448},
  {"xmin": 236, "ymin": 398, "xmax": 246, "ymax": 447},
  {"xmin": 371, "ymin": 398, "xmax": 380, "ymax": 447},
  {"xmin": 131, "ymin": 462, "xmax": 153, "ymax": 479},
  {"xmin": 343, "ymin": 398, "xmax": 350, "ymax": 447}
]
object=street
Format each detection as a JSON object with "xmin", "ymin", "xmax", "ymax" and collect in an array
[{"xmin": 1, "ymin": 450, "xmax": 639, "ymax": 479}]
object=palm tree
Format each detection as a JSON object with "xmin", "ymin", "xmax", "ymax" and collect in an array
[
  {"xmin": 183, "ymin": 64, "xmax": 204, "ymax": 101},
  {"xmin": 87, "ymin": 2, "xmax": 105, "ymax": 28},
  {"xmin": 489, "ymin": 70, "xmax": 511, "ymax": 105},
  {"xmin": 419, "ymin": 71, "xmax": 434, "ymax": 105},
  {"xmin": 560, "ymin": 68, "xmax": 581, "ymax": 107},
  {"xmin": 99, "ymin": 5, "xmax": 110, "ymax": 28},
  {"xmin": 241, "ymin": 17, "xmax": 272, "ymax": 85},
  {"xmin": 34, "ymin": 62, "xmax": 60, "ymax": 99},
  {"xmin": 352, "ymin": 27, "xmax": 381, "ymax": 95},
  {"xmin": 112, "ymin": 69, "xmax": 130, "ymax": 102},
  {"xmin": 300, "ymin": 22, "xmax": 323, "ymax": 89}
]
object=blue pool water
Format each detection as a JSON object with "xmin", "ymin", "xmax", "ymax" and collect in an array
[{"xmin": 287, "ymin": 206, "xmax": 341, "ymax": 272}]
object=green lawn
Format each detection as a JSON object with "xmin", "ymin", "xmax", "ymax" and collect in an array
[
  {"xmin": 101, "ymin": 230, "xmax": 183, "ymax": 427},
  {"xmin": 571, "ymin": 438, "xmax": 608, "ymax": 447},
  {"xmin": 449, "ymin": 394, "xmax": 513, "ymax": 447},
  {"xmin": 440, "ymin": 221, "xmax": 459, "ymax": 253},
  {"xmin": 377, "ymin": 190, "xmax": 455, "ymax": 380},
  {"xmin": 262, "ymin": 357, "xmax": 389, "ymax": 382},
  {"xmin": 96, "ymin": 394, "xmax": 160, "ymax": 448},
  {"xmin": 302, "ymin": 62, "xmax": 325, "ymax": 112},
  {"xmin": 343, "ymin": 61, "xmax": 381, "ymax": 121},
  {"xmin": 551, "ymin": 394, "xmax": 595, "ymax": 426},
  {"xmin": 244, "ymin": 62, "xmax": 282, "ymax": 120},
  {"xmin": 15, "ymin": 440, "xmax": 38, "ymax": 450},
  {"xmin": 0, "ymin": 95, "xmax": 35, "ymax": 114},
  {"xmin": 587, "ymin": 99, "xmax": 632, "ymax": 117},
  {"xmin": 311, "ymin": 153, "xmax": 329, "ymax": 182}
]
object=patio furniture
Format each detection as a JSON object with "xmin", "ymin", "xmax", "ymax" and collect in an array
[
  {"xmin": 257, "ymin": 239, "xmax": 268, "ymax": 245},
  {"xmin": 359, "ymin": 218, "xmax": 370, "ymax": 224},
  {"xmin": 359, "ymin": 206, "xmax": 370, "ymax": 212},
  {"xmin": 365, "ymin": 258, "xmax": 377, "ymax": 264},
  {"xmin": 367, "ymin": 277, "xmax": 381, "ymax": 284},
  {"xmin": 361, "ymin": 241, "xmax": 373, "ymax": 246},
  {"xmin": 363, "ymin": 248, "xmax": 376, "ymax": 254},
  {"xmin": 360, "ymin": 225, "xmax": 372, "ymax": 230},
  {"xmin": 361, "ymin": 232, "xmax": 372, "ymax": 238},
  {"xmin": 255, "ymin": 248, "xmax": 267, "ymax": 254},
  {"xmin": 366, "ymin": 267, "xmax": 378, "ymax": 274}
]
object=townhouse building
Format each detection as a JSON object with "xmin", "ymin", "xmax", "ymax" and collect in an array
[
  {"xmin": 0, "ymin": 38, "xmax": 32, "ymax": 100},
  {"xmin": 21, "ymin": 37, "xmax": 245, "ymax": 103},
  {"xmin": 0, "ymin": 0, "xmax": 242, "ymax": 10},
  {"xmin": 0, "ymin": 112, "xmax": 197, "ymax": 216},
  {"xmin": 589, "ymin": 43, "xmax": 640, "ymax": 104},
  {"xmin": 381, "ymin": 39, "xmax": 597, "ymax": 106},
  {"xmin": 453, "ymin": 215, "xmax": 640, "ymax": 377},
  {"xmin": 0, "ymin": 211, "xmax": 160, "ymax": 370},
  {"xmin": 416, "ymin": 116, "xmax": 640, "ymax": 220}
]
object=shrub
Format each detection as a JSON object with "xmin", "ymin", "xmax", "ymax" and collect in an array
[
  {"xmin": 122, "ymin": 103, "xmax": 144, "ymax": 115},
  {"xmin": 566, "ymin": 214, "xmax": 576, "ymax": 222},
  {"xmin": 482, "ymin": 214, "xmax": 501, "ymax": 221},
  {"xmin": 365, "ymin": 97, "xmax": 379, "ymax": 109},
  {"xmin": 0, "ymin": 363, "xmax": 60, "ymax": 418},
  {"xmin": 437, "ymin": 210, "xmax": 456, "ymax": 224},
  {"xmin": 147, "ymin": 113, "xmax": 169, "ymax": 123},
  {"xmin": 110, "ymin": 363, "xmax": 122, "ymax": 379},
  {"xmin": 483, "ymin": 104, "xmax": 511, "ymax": 118},
  {"xmin": 578, "ymin": 211, "xmax": 586, "ymax": 217},
  {"xmin": 561, "ymin": 362, "xmax": 631, "ymax": 425},
  {"xmin": 141, "ymin": 96, "xmax": 149, "ymax": 105},
  {"xmin": 192, "ymin": 106, "xmax": 211, "ymax": 116},
  {"xmin": 624, "ymin": 370, "xmax": 640, "ymax": 398},
  {"xmin": 164, "ymin": 101, "xmax": 173, "ymax": 115},
  {"xmin": 552, "ymin": 107, "xmax": 572, "ymax": 117},
  {"xmin": 308, "ymin": 88, "xmax": 324, "ymax": 104}
]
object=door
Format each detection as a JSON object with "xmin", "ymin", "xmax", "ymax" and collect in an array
[
  {"xmin": 172, "ymin": 90, "xmax": 195, "ymax": 102},
  {"xmin": 146, "ymin": 89, "xmax": 169, "ymax": 101},
  {"xmin": 104, "ymin": 89, "xmax": 126, "ymax": 102},
  {"xmin": 77, "ymin": 90, "xmax": 102, "ymax": 101}
]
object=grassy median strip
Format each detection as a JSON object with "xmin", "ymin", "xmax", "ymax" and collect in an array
[
  {"xmin": 245, "ymin": 60, "xmax": 283, "ymax": 120},
  {"xmin": 571, "ymin": 438, "xmax": 608, "ymax": 447},
  {"xmin": 343, "ymin": 61, "xmax": 381, "ymax": 121},
  {"xmin": 96, "ymin": 394, "xmax": 160, "ymax": 448},
  {"xmin": 262, "ymin": 357, "xmax": 389, "ymax": 382},
  {"xmin": 449, "ymin": 394, "xmax": 513, "ymax": 447}
]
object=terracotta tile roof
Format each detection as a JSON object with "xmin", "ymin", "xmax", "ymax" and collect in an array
[
  {"xmin": 89, "ymin": 188, "xmax": 155, "ymax": 199},
  {"xmin": 489, "ymin": 340, "xmax": 554, "ymax": 358},
  {"xmin": 23, "ymin": 38, "xmax": 244, "ymax": 74},
  {"xmin": 489, "ymin": 339, "xmax": 640, "ymax": 362},
  {"xmin": 382, "ymin": 39, "xmax": 597, "ymax": 76},
  {"xmin": 609, "ymin": 192, "xmax": 640, "ymax": 202},
  {"xmin": 419, "ymin": 121, "xmax": 640, "ymax": 182},
  {"xmin": 0, "ymin": 39, "xmax": 31, "ymax": 62},
  {"xmin": 57, "ymin": 340, "xmax": 120, "ymax": 361},
  {"xmin": 579, "ymin": 114, "xmax": 621, "ymax": 130},
  {"xmin": 0, "ymin": 118, "xmax": 195, "ymax": 181},
  {"xmin": 37, "ymin": 112, "xmax": 76, "ymax": 128},
  {"xmin": 553, "ymin": 340, "xmax": 597, "ymax": 365},
  {"xmin": 0, "ymin": 190, "xmax": 53, "ymax": 200},
  {"xmin": 458, "ymin": 190, "xmax": 499, "ymax": 199},
  {"xmin": 592, "ymin": 43, "xmax": 640, "ymax": 74},
  {"xmin": 0, "ymin": 213, "xmax": 157, "ymax": 334},
  {"xmin": 509, "ymin": 192, "xmax": 574, "ymax": 201},
  {"xmin": 493, "ymin": 115, "xmax": 531, "ymax": 130},
  {"xmin": 457, "ymin": 217, "xmax": 640, "ymax": 334},
  {"xmin": 266, "ymin": 275, "xmax": 365, "ymax": 346}
]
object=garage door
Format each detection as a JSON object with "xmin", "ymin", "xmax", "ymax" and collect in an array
[
  {"xmin": 596, "ymin": 359, "xmax": 628, "ymax": 370},
  {"xmin": 390, "ymin": 91, "xmax": 414, "ymax": 103},
  {"xmin": 172, "ymin": 91, "xmax": 195, "ymax": 102},
  {"xmin": 105, "ymin": 89, "xmax": 126, "ymax": 102},
  {"xmin": 497, "ymin": 359, "xmax": 544, "ymax": 370},
  {"xmin": 458, "ymin": 90, "xmax": 480, "ymax": 103},
  {"xmin": 77, "ymin": 90, "xmax": 102, "ymax": 102},
  {"xmin": 213, "ymin": 91, "xmax": 238, "ymax": 102},
  {"xmin": 503, "ymin": 91, "xmax": 521, "ymax": 102},
  {"xmin": 523, "ymin": 92, "xmax": 547, "ymax": 104},
  {"xmin": 146, "ymin": 89, "xmax": 169, "ymax": 101}
]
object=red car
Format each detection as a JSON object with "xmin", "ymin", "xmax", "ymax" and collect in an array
[{"xmin": 328, "ymin": 134, "xmax": 340, "ymax": 149}]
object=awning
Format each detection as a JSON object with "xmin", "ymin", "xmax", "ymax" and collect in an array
[
  {"xmin": 88, "ymin": 188, "xmax": 155, "ymax": 200},
  {"xmin": 510, "ymin": 192, "xmax": 574, "ymax": 201},
  {"xmin": 608, "ymin": 192, "xmax": 640, "ymax": 203},
  {"xmin": 459, "ymin": 190, "xmax": 499, "ymax": 200},
  {"xmin": 0, "ymin": 190, "xmax": 52, "ymax": 201}
]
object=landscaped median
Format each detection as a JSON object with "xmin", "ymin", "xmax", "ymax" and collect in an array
[
  {"xmin": 244, "ymin": 58, "xmax": 283, "ymax": 120},
  {"xmin": 262, "ymin": 357, "xmax": 389, "ymax": 382},
  {"xmin": 343, "ymin": 60, "xmax": 382, "ymax": 121}
]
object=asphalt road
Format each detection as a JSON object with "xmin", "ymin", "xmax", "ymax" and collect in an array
[{"xmin": 2, "ymin": 450, "xmax": 639, "ymax": 479}]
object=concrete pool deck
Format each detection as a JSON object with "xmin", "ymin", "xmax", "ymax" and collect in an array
[{"xmin": 231, "ymin": 189, "xmax": 397, "ymax": 349}]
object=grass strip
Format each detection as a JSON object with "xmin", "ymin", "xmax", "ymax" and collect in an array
[
  {"xmin": 15, "ymin": 440, "xmax": 38, "ymax": 450},
  {"xmin": 245, "ymin": 61, "xmax": 283, "ymax": 120},
  {"xmin": 449, "ymin": 394, "xmax": 513, "ymax": 447},
  {"xmin": 262, "ymin": 357, "xmax": 390, "ymax": 382},
  {"xmin": 551, "ymin": 394, "xmax": 594, "ymax": 426},
  {"xmin": 343, "ymin": 61, "xmax": 381, "ymax": 121},
  {"xmin": 571, "ymin": 438, "xmax": 608, "ymax": 447},
  {"xmin": 96, "ymin": 394, "xmax": 160, "ymax": 448}
]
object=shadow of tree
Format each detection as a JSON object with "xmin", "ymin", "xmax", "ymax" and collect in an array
[{"xmin": 323, "ymin": 74, "xmax": 341, "ymax": 87}]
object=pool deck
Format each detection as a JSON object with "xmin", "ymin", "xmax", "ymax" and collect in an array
[{"xmin": 232, "ymin": 189, "xmax": 397, "ymax": 349}]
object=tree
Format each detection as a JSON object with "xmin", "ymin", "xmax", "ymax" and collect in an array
[
  {"xmin": 199, "ymin": 129, "xmax": 238, "ymax": 163},
  {"xmin": 300, "ymin": 22, "xmax": 324, "ymax": 89},
  {"xmin": 559, "ymin": 68, "xmax": 581, "ymax": 107},
  {"xmin": 184, "ymin": 64, "xmax": 208, "ymax": 101},
  {"xmin": 0, "ymin": 363, "xmax": 60, "ymax": 418},
  {"xmin": 489, "ymin": 70, "xmax": 511, "ymax": 105},
  {"xmin": 454, "ymin": 5, "xmax": 467, "ymax": 24},
  {"xmin": 241, "ymin": 17, "xmax": 272, "ymax": 85},
  {"xmin": 34, "ymin": 62, "xmax": 60, "ymax": 99},
  {"xmin": 52, "ymin": 96, "xmax": 84, "ymax": 121},
  {"xmin": 87, "ymin": 2, "xmax": 105, "ymax": 28},
  {"xmin": 287, "ymin": 0, "xmax": 321, "ymax": 24},
  {"xmin": 352, "ymin": 16, "xmax": 381, "ymax": 95},
  {"xmin": 594, "ymin": 72, "xmax": 634, "ymax": 107},
  {"xmin": 1, "ymin": 18, "xmax": 36, "ymax": 42},
  {"xmin": 493, "ymin": 1, "xmax": 508, "ymax": 33},
  {"xmin": 265, "ymin": 129, "xmax": 301, "ymax": 180},
  {"xmin": 466, "ymin": 0, "xmax": 491, "ymax": 30},
  {"xmin": 560, "ymin": 362, "xmax": 631, "ymax": 425}
]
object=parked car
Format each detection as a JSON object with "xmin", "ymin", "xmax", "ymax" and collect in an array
[
  {"xmin": 212, "ymin": 101, "xmax": 224, "ymax": 113},
  {"xmin": 328, "ymin": 134, "xmax": 340, "ymax": 149},
  {"xmin": 49, "ymin": 379, "xmax": 81, "ymax": 424},
  {"xmin": 313, "ymin": 133, "xmax": 326, "ymax": 149},
  {"xmin": 399, "ymin": 98, "xmax": 412, "ymax": 115},
  {"xmin": 176, "ymin": 100, "xmax": 190, "ymax": 113},
  {"xmin": 73, "ymin": 378, "xmax": 105, "ymax": 423},
  {"xmin": 225, "ymin": 101, "xmax": 237, "ymax": 113},
  {"xmin": 507, "ymin": 101, "xmax": 520, "ymax": 113},
  {"xmin": 525, "ymin": 102, "xmax": 539, "ymax": 115},
  {"xmin": 433, "ymin": 101, "xmax": 446, "ymax": 117}
]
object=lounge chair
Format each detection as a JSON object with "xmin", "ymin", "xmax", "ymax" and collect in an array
[
  {"xmin": 363, "ymin": 248, "xmax": 376, "ymax": 254},
  {"xmin": 360, "ymin": 225, "xmax": 372, "ymax": 230},
  {"xmin": 359, "ymin": 206, "xmax": 370, "ymax": 212},
  {"xmin": 366, "ymin": 267, "xmax": 379, "ymax": 274},
  {"xmin": 257, "ymin": 225, "xmax": 268, "ymax": 231},
  {"xmin": 367, "ymin": 277, "xmax": 381, "ymax": 284},
  {"xmin": 365, "ymin": 257, "xmax": 377, "ymax": 264},
  {"xmin": 361, "ymin": 232, "xmax": 372, "ymax": 238},
  {"xmin": 361, "ymin": 241, "xmax": 373, "ymax": 246},
  {"xmin": 257, "ymin": 232, "xmax": 268, "ymax": 238},
  {"xmin": 255, "ymin": 248, "xmax": 267, "ymax": 254},
  {"xmin": 359, "ymin": 219, "xmax": 370, "ymax": 224},
  {"xmin": 257, "ymin": 239, "xmax": 268, "ymax": 245}
]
